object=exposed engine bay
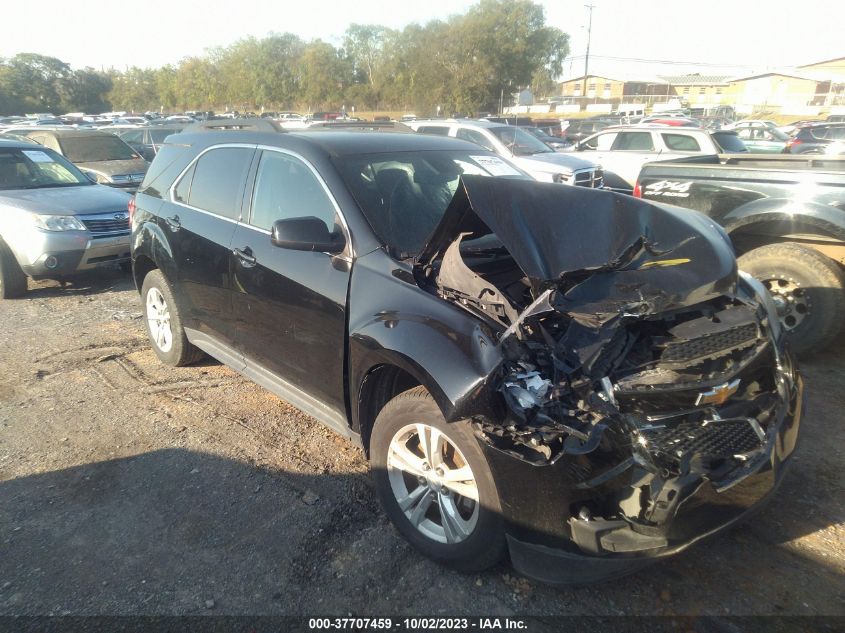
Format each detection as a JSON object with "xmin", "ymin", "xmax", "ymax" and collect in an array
[{"xmin": 415, "ymin": 175, "xmax": 795, "ymax": 553}]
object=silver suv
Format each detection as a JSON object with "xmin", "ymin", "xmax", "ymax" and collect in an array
[
  {"xmin": 0, "ymin": 139, "xmax": 133, "ymax": 297},
  {"xmin": 408, "ymin": 119, "xmax": 603, "ymax": 188}
]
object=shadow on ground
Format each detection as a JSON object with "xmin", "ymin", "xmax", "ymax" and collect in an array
[{"xmin": 24, "ymin": 268, "xmax": 134, "ymax": 299}]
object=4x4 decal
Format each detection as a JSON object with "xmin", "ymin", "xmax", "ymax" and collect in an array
[{"xmin": 643, "ymin": 180, "xmax": 692, "ymax": 198}]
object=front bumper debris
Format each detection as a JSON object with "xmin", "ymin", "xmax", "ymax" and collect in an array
[{"xmin": 499, "ymin": 373, "xmax": 802, "ymax": 584}]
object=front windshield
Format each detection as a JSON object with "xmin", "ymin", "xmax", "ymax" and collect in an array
[
  {"xmin": 334, "ymin": 149, "xmax": 528, "ymax": 255},
  {"xmin": 59, "ymin": 135, "xmax": 139, "ymax": 162},
  {"xmin": 0, "ymin": 148, "xmax": 92, "ymax": 189},
  {"xmin": 488, "ymin": 126, "xmax": 553, "ymax": 156}
]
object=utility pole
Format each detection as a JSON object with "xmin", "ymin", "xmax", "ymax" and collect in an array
[{"xmin": 582, "ymin": 4, "xmax": 596, "ymax": 100}]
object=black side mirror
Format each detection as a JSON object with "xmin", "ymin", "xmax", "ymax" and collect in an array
[{"xmin": 271, "ymin": 216, "xmax": 345, "ymax": 254}]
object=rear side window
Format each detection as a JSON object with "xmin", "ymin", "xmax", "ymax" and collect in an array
[
  {"xmin": 611, "ymin": 132, "xmax": 655, "ymax": 151},
  {"xmin": 417, "ymin": 125, "xmax": 449, "ymax": 136},
  {"xmin": 417, "ymin": 126, "xmax": 450, "ymax": 136},
  {"xmin": 180, "ymin": 147, "xmax": 253, "ymax": 220},
  {"xmin": 119, "ymin": 130, "xmax": 144, "ymax": 144},
  {"xmin": 828, "ymin": 127, "xmax": 845, "ymax": 140},
  {"xmin": 173, "ymin": 163, "xmax": 195, "ymax": 203},
  {"xmin": 711, "ymin": 132, "xmax": 747, "ymax": 153},
  {"xmin": 456, "ymin": 128, "xmax": 495, "ymax": 151},
  {"xmin": 810, "ymin": 127, "xmax": 829, "ymax": 140},
  {"xmin": 662, "ymin": 134, "xmax": 701, "ymax": 152}
]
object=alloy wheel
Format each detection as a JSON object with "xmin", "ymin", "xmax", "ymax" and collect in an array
[
  {"xmin": 386, "ymin": 423, "xmax": 479, "ymax": 544},
  {"xmin": 145, "ymin": 287, "xmax": 174, "ymax": 353}
]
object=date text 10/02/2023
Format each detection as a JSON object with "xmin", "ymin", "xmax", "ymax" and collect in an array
[{"xmin": 307, "ymin": 618, "xmax": 528, "ymax": 630}]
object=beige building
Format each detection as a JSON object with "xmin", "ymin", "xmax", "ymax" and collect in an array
[
  {"xmin": 559, "ymin": 75, "xmax": 625, "ymax": 101},
  {"xmin": 727, "ymin": 73, "xmax": 820, "ymax": 109},
  {"xmin": 798, "ymin": 57, "xmax": 845, "ymax": 106},
  {"xmin": 660, "ymin": 74, "xmax": 731, "ymax": 105},
  {"xmin": 798, "ymin": 56, "xmax": 845, "ymax": 82}
]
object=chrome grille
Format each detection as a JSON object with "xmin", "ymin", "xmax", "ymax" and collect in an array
[
  {"xmin": 573, "ymin": 168, "xmax": 604, "ymax": 188},
  {"xmin": 79, "ymin": 212, "xmax": 130, "ymax": 237}
]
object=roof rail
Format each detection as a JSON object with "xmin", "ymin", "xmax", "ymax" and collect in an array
[
  {"xmin": 305, "ymin": 120, "xmax": 413, "ymax": 133},
  {"xmin": 183, "ymin": 118, "xmax": 285, "ymax": 133}
]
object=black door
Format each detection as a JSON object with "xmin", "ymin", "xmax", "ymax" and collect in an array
[
  {"xmin": 166, "ymin": 145, "xmax": 256, "ymax": 341},
  {"xmin": 229, "ymin": 149, "xmax": 351, "ymax": 417}
]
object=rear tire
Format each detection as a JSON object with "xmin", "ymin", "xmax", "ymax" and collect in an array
[
  {"xmin": 370, "ymin": 386, "xmax": 506, "ymax": 572},
  {"xmin": 140, "ymin": 269, "xmax": 204, "ymax": 366},
  {"xmin": 737, "ymin": 242, "xmax": 845, "ymax": 354},
  {"xmin": 0, "ymin": 240, "xmax": 28, "ymax": 299}
]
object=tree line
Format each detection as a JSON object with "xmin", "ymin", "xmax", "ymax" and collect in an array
[{"xmin": 0, "ymin": 0, "xmax": 568, "ymax": 117}]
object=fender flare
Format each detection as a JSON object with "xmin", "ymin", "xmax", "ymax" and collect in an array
[{"xmin": 721, "ymin": 199, "xmax": 845, "ymax": 242}]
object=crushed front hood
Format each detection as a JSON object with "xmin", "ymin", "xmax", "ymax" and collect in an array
[{"xmin": 417, "ymin": 175, "xmax": 737, "ymax": 323}]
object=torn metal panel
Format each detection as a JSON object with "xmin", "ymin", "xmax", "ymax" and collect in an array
[
  {"xmin": 417, "ymin": 174, "xmax": 737, "ymax": 314},
  {"xmin": 413, "ymin": 174, "xmax": 797, "ymax": 552}
]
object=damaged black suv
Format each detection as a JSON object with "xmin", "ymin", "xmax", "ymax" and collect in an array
[{"xmin": 130, "ymin": 121, "xmax": 802, "ymax": 584}]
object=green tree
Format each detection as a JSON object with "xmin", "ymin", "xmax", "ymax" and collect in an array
[
  {"xmin": 299, "ymin": 40, "xmax": 347, "ymax": 111},
  {"xmin": 63, "ymin": 68, "xmax": 112, "ymax": 112},
  {"xmin": 4, "ymin": 53, "xmax": 71, "ymax": 113}
]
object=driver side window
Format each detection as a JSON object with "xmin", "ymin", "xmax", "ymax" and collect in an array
[
  {"xmin": 456, "ymin": 128, "xmax": 496, "ymax": 151},
  {"xmin": 584, "ymin": 132, "xmax": 616, "ymax": 150},
  {"xmin": 249, "ymin": 151, "xmax": 337, "ymax": 232}
]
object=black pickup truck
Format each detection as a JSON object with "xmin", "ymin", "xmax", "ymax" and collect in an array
[{"xmin": 635, "ymin": 154, "xmax": 845, "ymax": 354}]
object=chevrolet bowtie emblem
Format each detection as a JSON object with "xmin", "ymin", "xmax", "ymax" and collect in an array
[{"xmin": 696, "ymin": 379, "xmax": 740, "ymax": 406}]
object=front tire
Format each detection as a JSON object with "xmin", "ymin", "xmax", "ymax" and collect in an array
[
  {"xmin": 738, "ymin": 242, "xmax": 845, "ymax": 354},
  {"xmin": 140, "ymin": 269, "xmax": 203, "ymax": 366},
  {"xmin": 0, "ymin": 240, "xmax": 28, "ymax": 299},
  {"xmin": 370, "ymin": 386, "xmax": 506, "ymax": 572}
]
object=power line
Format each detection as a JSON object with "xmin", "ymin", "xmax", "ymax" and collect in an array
[{"xmin": 566, "ymin": 54, "xmax": 754, "ymax": 68}]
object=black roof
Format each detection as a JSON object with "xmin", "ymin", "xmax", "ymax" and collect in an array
[
  {"xmin": 169, "ymin": 129, "xmax": 481, "ymax": 158},
  {"xmin": 289, "ymin": 131, "xmax": 479, "ymax": 156},
  {"xmin": 0, "ymin": 138, "xmax": 40, "ymax": 149}
]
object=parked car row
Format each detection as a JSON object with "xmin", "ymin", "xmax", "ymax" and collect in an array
[
  {"xmin": 0, "ymin": 127, "xmax": 150, "ymax": 190},
  {"xmin": 0, "ymin": 138, "xmax": 132, "ymax": 296}
]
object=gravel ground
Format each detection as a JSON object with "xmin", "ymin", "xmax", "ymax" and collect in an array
[{"xmin": 0, "ymin": 269, "xmax": 843, "ymax": 621}]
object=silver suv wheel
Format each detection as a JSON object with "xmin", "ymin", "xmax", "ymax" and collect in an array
[
  {"xmin": 386, "ymin": 423, "xmax": 479, "ymax": 544},
  {"xmin": 145, "ymin": 286, "xmax": 173, "ymax": 353}
]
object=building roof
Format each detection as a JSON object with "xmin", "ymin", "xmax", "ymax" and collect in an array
[
  {"xmin": 658, "ymin": 74, "xmax": 731, "ymax": 86},
  {"xmin": 729, "ymin": 72, "xmax": 819, "ymax": 83},
  {"xmin": 559, "ymin": 74, "xmax": 621, "ymax": 84},
  {"xmin": 798, "ymin": 56, "xmax": 845, "ymax": 68}
]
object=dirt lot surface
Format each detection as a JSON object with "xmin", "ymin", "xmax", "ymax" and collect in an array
[{"xmin": 1, "ymin": 270, "xmax": 843, "ymax": 620}]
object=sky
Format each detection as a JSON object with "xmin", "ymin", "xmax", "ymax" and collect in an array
[{"xmin": 0, "ymin": 0, "xmax": 842, "ymax": 78}]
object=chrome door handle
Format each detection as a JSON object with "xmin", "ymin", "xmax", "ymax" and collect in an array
[{"xmin": 233, "ymin": 247, "xmax": 257, "ymax": 267}]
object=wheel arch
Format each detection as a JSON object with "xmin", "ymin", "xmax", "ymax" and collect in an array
[
  {"xmin": 355, "ymin": 361, "xmax": 424, "ymax": 456},
  {"xmin": 131, "ymin": 219, "xmax": 179, "ymax": 291},
  {"xmin": 132, "ymin": 253, "xmax": 157, "ymax": 292},
  {"xmin": 723, "ymin": 204, "xmax": 845, "ymax": 262}
]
